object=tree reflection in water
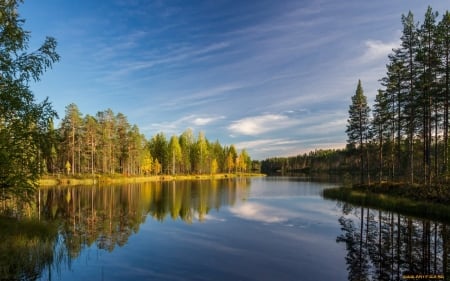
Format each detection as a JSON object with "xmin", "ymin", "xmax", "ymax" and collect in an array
[
  {"xmin": 337, "ymin": 202, "xmax": 450, "ymax": 280},
  {"xmin": 0, "ymin": 178, "xmax": 250, "ymax": 280}
]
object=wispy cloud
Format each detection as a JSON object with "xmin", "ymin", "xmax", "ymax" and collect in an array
[
  {"xmin": 233, "ymin": 138, "xmax": 301, "ymax": 152},
  {"xmin": 224, "ymin": 109, "xmax": 350, "ymax": 158},
  {"xmin": 192, "ymin": 116, "xmax": 224, "ymax": 126},
  {"xmin": 147, "ymin": 114, "xmax": 225, "ymax": 135},
  {"xmin": 159, "ymin": 83, "xmax": 245, "ymax": 110},
  {"xmin": 232, "ymin": 137, "xmax": 347, "ymax": 158},
  {"xmin": 228, "ymin": 114, "xmax": 300, "ymax": 136},
  {"xmin": 358, "ymin": 39, "xmax": 399, "ymax": 64},
  {"xmin": 96, "ymin": 41, "xmax": 231, "ymax": 83}
]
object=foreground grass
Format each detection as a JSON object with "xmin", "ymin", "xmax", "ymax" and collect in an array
[
  {"xmin": 323, "ymin": 183, "xmax": 450, "ymax": 223},
  {"xmin": 0, "ymin": 216, "xmax": 57, "ymax": 239},
  {"xmin": 39, "ymin": 173, "xmax": 266, "ymax": 187},
  {"xmin": 0, "ymin": 216, "xmax": 58, "ymax": 280}
]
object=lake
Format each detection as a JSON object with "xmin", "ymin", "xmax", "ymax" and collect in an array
[{"xmin": 1, "ymin": 177, "xmax": 448, "ymax": 280}]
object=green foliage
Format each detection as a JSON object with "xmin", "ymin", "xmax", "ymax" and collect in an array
[
  {"xmin": 261, "ymin": 148, "xmax": 352, "ymax": 175},
  {"xmin": 53, "ymin": 105, "xmax": 250, "ymax": 177},
  {"xmin": 373, "ymin": 7, "xmax": 450, "ymax": 185},
  {"xmin": 346, "ymin": 80, "xmax": 371, "ymax": 147},
  {"xmin": 0, "ymin": 0, "xmax": 59, "ymax": 201},
  {"xmin": 149, "ymin": 132, "xmax": 169, "ymax": 173},
  {"xmin": 346, "ymin": 80, "xmax": 370, "ymax": 184}
]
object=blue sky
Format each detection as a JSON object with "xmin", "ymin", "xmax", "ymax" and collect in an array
[{"xmin": 20, "ymin": 0, "xmax": 449, "ymax": 160}]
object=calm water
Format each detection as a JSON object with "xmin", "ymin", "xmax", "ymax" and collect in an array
[{"xmin": 1, "ymin": 177, "xmax": 449, "ymax": 280}]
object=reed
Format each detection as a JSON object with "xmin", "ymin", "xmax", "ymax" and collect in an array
[{"xmin": 323, "ymin": 186, "xmax": 450, "ymax": 223}]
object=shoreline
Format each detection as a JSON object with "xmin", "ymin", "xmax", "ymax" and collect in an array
[
  {"xmin": 39, "ymin": 173, "xmax": 266, "ymax": 187},
  {"xmin": 323, "ymin": 185, "xmax": 450, "ymax": 223}
]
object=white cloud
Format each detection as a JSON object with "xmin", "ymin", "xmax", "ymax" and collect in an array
[
  {"xmin": 192, "ymin": 116, "xmax": 224, "ymax": 126},
  {"xmin": 228, "ymin": 114, "xmax": 298, "ymax": 136},
  {"xmin": 227, "ymin": 110, "xmax": 350, "ymax": 159},
  {"xmin": 359, "ymin": 39, "xmax": 399, "ymax": 63}
]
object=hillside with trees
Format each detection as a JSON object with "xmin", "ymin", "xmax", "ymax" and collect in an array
[{"xmin": 263, "ymin": 7, "xmax": 450, "ymax": 188}]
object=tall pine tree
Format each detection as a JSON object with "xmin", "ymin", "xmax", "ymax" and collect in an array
[
  {"xmin": 346, "ymin": 80, "xmax": 371, "ymax": 184},
  {"xmin": 372, "ymin": 90, "xmax": 390, "ymax": 183}
]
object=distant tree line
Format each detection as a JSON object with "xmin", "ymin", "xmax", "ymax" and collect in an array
[
  {"xmin": 263, "ymin": 7, "xmax": 450, "ymax": 187},
  {"xmin": 44, "ymin": 103, "xmax": 253, "ymax": 176},
  {"xmin": 260, "ymin": 149, "xmax": 353, "ymax": 176}
]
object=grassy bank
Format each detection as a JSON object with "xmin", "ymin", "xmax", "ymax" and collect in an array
[
  {"xmin": 323, "ymin": 184, "xmax": 450, "ymax": 222},
  {"xmin": 39, "ymin": 173, "xmax": 266, "ymax": 187}
]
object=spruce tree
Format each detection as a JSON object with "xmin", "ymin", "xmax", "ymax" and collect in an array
[{"xmin": 346, "ymin": 80, "xmax": 371, "ymax": 184}]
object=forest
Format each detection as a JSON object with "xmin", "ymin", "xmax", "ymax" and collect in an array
[
  {"xmin": 263, "ymin": 7, "xmax": 450, "ymax": 188},
  {"xmin": 49, "ymin": 103, "xmax": 253, "ymax": 177}
]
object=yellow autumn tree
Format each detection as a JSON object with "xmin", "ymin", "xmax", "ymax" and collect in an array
[
  {"xmin": 210, "ymin": 158, "xmax": 218, "ymax": 175},
  {"xmin": 141, "ymin": 150, "xmax": 153, "ymax": 175}
]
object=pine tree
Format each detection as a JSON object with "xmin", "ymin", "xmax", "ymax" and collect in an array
[
  {"xmin": 115, "ymin": 112, "xmax": 131, "ymax": 174},
  {"xmin": 372, "ymin": 90, "xmax": 390, "ymax": 182},
  {"xmin": 346, "ymin": 80, "xmax": 371, "ymax": 184},
  {"xmin": 416, "ymin": 6, "xmax": 439, "ymax": 185},
  {"xmin": 438, "ymin": 12, "xmax": 450, "ymax": 178},
  {"xmin": 398, "ymin": 11, "xmax": 420, "ymax": 184},
  {"xmin": 380, "ymin": 57, "xmax": 407, "ymax": 180},
  {"xmin": 83, "ymin": 115, "xmax": 97, "ymax": 175},
  {"xmin": 61, "ymin": 103, "xmax": 82, "ymax": 175}
]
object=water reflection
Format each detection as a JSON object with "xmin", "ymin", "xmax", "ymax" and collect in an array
[
  {"xmin": 336, "ymin": 203, "xmax": 450, "ymax": 280},
  {"xmin": 0, "ymin": 217, "xmax": 61, "ymax": 281},
  {"xmin": 0, "ymin": 178, "xmax": 250, "ymax": 280}
]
